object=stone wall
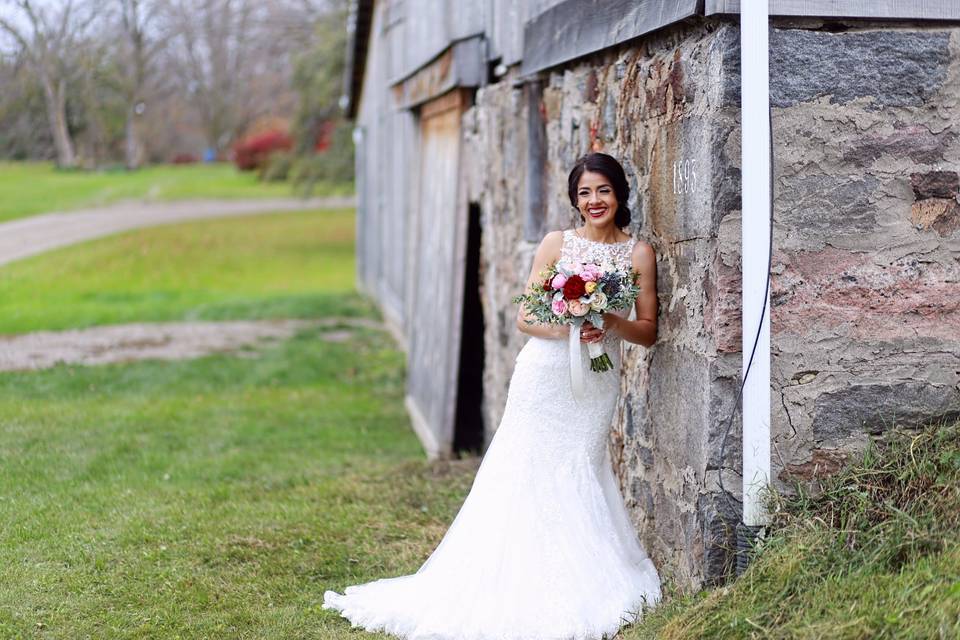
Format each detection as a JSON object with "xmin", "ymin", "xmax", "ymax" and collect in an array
[
  {"xmin": 765, "ymin": 23, "xmax": 960, "ymax": 486},
  {"xmin": 462, "ymin": 82, "xmax": 532, "ymax": 440},
  {"xmin": 463, "ymin": 17, "xmax": 960, "ymax": 591},
  {"xmin": 464, "ymin": 19, "xmax": 745, "ymax": 590}
]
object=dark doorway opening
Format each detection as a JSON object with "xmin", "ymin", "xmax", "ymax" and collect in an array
[{"xmin": 453, "ymin": 202, "xmax": 485, "ymax": 456}]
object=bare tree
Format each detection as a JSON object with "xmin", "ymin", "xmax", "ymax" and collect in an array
[
  {"xmin": 163, "ymin": 0, "xmax": 255, "ymax": 154},
  {"xmin": 0, "ymin": 0, "xmax": 326, "ymax": 164},
  {"xmin": 72, "ymin": 34, "xmax": 113, "ymax": 167},
  {"xmin": 116, "ymin": 0, "xmax": 164, "ymax": 169},
  {"xmin": 0, "ymin": 0, "xmax": 96, "ymax": 168},
  {"xmin": 162, "ymin": 0, "xmax": 311, "ymax": 156},
  {"xmin": 0, "ymin": 52, "xmax": 55, "ymax": 159}
]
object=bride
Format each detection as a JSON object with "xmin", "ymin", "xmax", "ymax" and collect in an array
[{"xmin": 323, "ymin": 152, "xmax": 661, "ymax": 639}]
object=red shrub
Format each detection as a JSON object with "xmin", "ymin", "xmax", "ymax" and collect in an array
[
  {"xmin": 232, "ymin": 129, "xmax": 293, "ymax": 171},
  {"xmin": 314, "ymin": 120, "xmax": 336, "ymax": 152},
  {"xmin": 171, "ymin": 153, "xmax": 198, "ymax": 164}
]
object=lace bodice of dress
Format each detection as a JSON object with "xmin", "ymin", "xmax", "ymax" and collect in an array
[
  {"xmin": 560, "ymin": 228, "xmax": 638, "ymax": 343},
  {"xmin": 560, "ymin": 228, "xmax": 635, "ymax": 272}
]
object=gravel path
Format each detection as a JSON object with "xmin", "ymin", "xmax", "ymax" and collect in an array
[
  {"xmin": 0, "ymin": 197, "xmax": 366, "ymax": 369},
  {"xmin": 0, "ymin": 317, "xmax": 384, "ymax": 372},
  {"xmin": 0, "ymin": 195, "xmax": 355, "ymax": 268}
]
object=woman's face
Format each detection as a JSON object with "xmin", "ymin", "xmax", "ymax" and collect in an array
[{"xmin": 576, "ymin": 170, "xmax": 618, "ymax": 228}]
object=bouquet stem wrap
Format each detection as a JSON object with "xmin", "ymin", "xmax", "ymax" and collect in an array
[{"xmin": 568, "ymin": 317, "xmax": 607, "ymax": 405}]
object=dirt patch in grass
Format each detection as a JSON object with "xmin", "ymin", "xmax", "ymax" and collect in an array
[{"xmin": 0, "ymin": 317, "xmax": 383, "ymax": 371}]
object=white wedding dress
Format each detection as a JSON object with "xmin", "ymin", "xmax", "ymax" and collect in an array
[{"xmin": 323, "ymin": 229, "xmax": 662, "ymax": 639}]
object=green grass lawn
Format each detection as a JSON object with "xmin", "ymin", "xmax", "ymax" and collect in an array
[
  {"xmin": 0, "ymin": 208, "xmax": 374, "ymax": 335},
  {"xmin": 0, "ymin": 208, "xmax": 479, "ymax": 638},
  {"xmin": 0, "ymin": 324, "xmax": 478, "ymax": 638},
  {"xmin": 0, "ymin": 162, "xmax": 354, "ymax": 223}
]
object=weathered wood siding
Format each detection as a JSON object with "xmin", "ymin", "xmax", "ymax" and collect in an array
[
  {"xmin": 387, "ymin": 0, "xmax": 486, "ymax": 84},
  {"xmin": 405, "ymin": 91, "xmax": 471, "ymax": 456},
  {"xmin": 355, "ymin": 1, "xmax": 416, "ymax": 336},
  {"xmin": 521, "ymin": 0, "xmax": 701, "ymax": 75}
]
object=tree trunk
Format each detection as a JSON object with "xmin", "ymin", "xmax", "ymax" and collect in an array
[
  {"xmin": 124, "ymin": 103, "xmax": 143, "ymax": 170},
  {"xmin": 41, "ymin": 74, "xmax": 77, "ymax": 169}
]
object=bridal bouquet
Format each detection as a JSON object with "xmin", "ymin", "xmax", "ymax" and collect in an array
[{"xmin": 512, "ymin": 260, "xmax": 641, "ymax": 373}]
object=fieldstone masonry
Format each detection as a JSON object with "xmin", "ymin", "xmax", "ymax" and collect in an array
[{"xmin": 463, "ymin": 18, "xmax": 960, "ymax": 590}]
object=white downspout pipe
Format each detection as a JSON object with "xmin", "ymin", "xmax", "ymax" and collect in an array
[{"xmin": 739, "ymin": 0, "xmax": 772, "ymax": 538}]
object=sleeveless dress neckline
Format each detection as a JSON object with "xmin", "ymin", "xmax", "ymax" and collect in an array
[{"xmin": 569, "ymin": 228, "xmax": 634, "ymax": 246}]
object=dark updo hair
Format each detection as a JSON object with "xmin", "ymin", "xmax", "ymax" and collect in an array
[{"xmin": 567, "ymin": 152, "xmax": 631, "ymax": 229}]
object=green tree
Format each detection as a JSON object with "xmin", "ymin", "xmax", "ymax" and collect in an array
[
  {"xmin": 290, "ymin": 0, "xmax": 347, "ymax": 155},
  {"xmin": 284, "ymin": 0, "xmax": 353, "ymax": 192}
]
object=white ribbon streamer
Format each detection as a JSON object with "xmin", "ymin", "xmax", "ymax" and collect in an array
[
  {"xmin": 569, "ymin": 317, "xmax": 608, "ymax": 405},
  {"xmin": 569, "ymin": 320, "xmax": 586, "ymax": 405}
]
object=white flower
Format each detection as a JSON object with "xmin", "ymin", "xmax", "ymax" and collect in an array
[{"xmin": 589, "ymin": 291, "xmax": 608, "ymax": 311}]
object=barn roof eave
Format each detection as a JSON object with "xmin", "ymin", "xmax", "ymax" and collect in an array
[
  {"xmin": 343, "ymin": 0, "xmax": 374, "ymax": 120},
  {"xmin": 521, "ymin": 0, "xmax": 960, "ymax": 78}
]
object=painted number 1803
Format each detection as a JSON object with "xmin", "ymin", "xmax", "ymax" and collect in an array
[{"xmin": 672, "ymin": 159, "xmax": 698, "ymax": 195}]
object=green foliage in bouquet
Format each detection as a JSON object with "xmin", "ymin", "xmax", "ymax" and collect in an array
[
  {"xmin": 511, "ymin": 269, "xmax": 565, "ymax": 326},
  {"xmin": 511, "ymin": 262, "xmax": 643, "ymax": 330}
]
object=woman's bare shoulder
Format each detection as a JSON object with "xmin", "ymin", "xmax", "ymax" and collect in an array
[
  {"xmin": 631, "ymin": 238, "xmax": 655, "ymax": 260},
  {"xmin": 541, "ymin": 229, "xmax": 565, "ymax": 246},
  {"xmin": 536, "ymin": 229, "xmax": 565, "ymax": 254},
  {"xmin": 631, "ymin": 239, "xmax": 656, "ymax": 274}
]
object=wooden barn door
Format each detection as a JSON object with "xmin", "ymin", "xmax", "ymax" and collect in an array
[{"xmin": 405, "ymin": 89, "xmax": 471, "ymax": 458}]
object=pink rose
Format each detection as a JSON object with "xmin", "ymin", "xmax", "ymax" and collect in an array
[
  {"xmin": 551, "ymin": 273, "xmax": 568, "ymax": 290},
  {"xmin": 580, "ymin": 264, "xmax": 601, "ymax": 282},
  {"xmin": 567, "ymin": 299, "xmax": 590, "ymax": 316},
  {"xmin": 551, "ymin": 297, "xmax": 568, "ymax": 316}
]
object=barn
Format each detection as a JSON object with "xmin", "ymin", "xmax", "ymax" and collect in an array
[{"xmin": 344, "ymin": 0, "xmax": 960, "ymax": 588}]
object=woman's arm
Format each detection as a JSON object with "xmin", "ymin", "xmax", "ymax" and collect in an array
[
  {"xmin": 515, "ymin": 231, "xmax": 605, "ymax": 343},
  {"xmin": 516, "ymin": 231, "xmax": 567, "ymax": 340},
  {"xmin": 603, "ymin": 241, "xmax": 658, "ymax": 347}
]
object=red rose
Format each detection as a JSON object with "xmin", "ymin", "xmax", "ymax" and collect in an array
[
  {"xmin": 562, "ymin": 275, "xmax": 586, "ymax": 300},
  {"xmin": 542, "ymin": 278, "xmax": 553, "ymax": 291}
]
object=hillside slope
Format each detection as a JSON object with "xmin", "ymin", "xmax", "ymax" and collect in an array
[{"xmin": 626, "ymin": 421, "xmax": 960, "ymax": 639}]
